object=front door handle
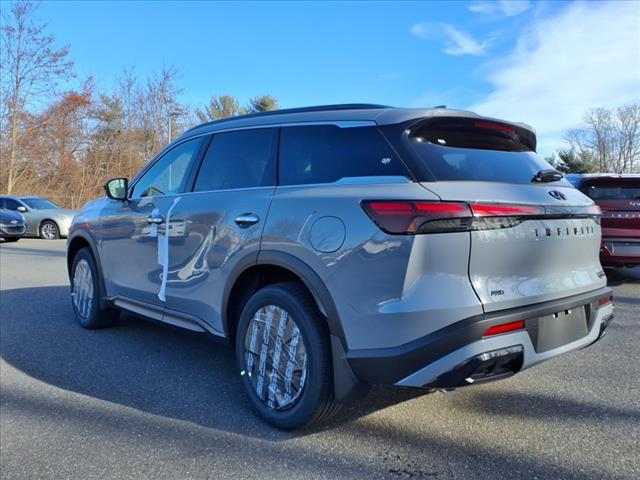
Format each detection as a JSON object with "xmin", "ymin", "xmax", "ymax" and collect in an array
[
  {"xmin": 234, "ymin": 213, "xmax": 260, "ymax": 227},
  {"xmin": 147, "ymin": 215, "xmax": 165, "ymax": 224}
]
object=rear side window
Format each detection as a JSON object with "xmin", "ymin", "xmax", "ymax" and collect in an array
[
  {"xmin": 579, "ymin": 181, "xmax": 640, "ymax": 200},
  {"xmin": 388, "ymin": 117, "xmax": 562, "ymax": 185},
  {"xmin": 194, "ymin": 128, "xmax": 276, "ymax": 191},
  {"xmin": 278, "ymin": 125, "xmax": 409, "ymax": 186}
]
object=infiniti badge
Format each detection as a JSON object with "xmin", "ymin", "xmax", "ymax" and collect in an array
[{"xmin": 548, "ymin": 190, "xmax": 567, "ymax": 200}]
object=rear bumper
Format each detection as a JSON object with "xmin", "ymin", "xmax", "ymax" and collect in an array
[
  {"xmin": 600, "ymin": 238, "xmax": 640, "ymax": 267},
  {"xmin": 347, "ymin": 287, "xmax": 613, "ymax": 388}
]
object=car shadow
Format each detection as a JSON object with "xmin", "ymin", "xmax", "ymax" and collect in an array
[
  {"xmin": 0, "ymin": 285, "xmax": 427, "ymax": 441},
  {"xmin": 605, "ymin": 266, "xmax": 640, "ymax": 285}
]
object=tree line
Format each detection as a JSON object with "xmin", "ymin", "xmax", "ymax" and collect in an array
[
  {"xmin": 0, "ymin": 2, "xmax": 278, "ymax": 208},
  {"xmin": 1, "ymin": 2, "xmax": 638, "ymax": 210}
]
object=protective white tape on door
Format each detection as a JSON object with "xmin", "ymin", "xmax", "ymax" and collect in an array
[{"xmin": 158, "ymin": 197, "xmax": 181, "ymax": 302}]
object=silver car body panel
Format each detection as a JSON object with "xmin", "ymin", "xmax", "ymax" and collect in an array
[{"xmin": 67, "ymin": 105, "xmax": 610, "ymax": 393}]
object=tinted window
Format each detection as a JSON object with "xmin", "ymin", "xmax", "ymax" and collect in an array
[
  {"xmin": 580, "ymin": 181, "xmax": 640, "ymax": 200},
  {"xmin": 279, "ymin": 125, "xmax": 409, "ymax": 186},
  {"xmin": 402, "ymin": 122, "xmax": 559, "ymax": 184},
  {"xmin": 21, "ymin": 198, "xmax": 59, "ymax": 209},
  {"xmin": 3, "ymin": 198, "xmax": 23, "ymax": 210},
  {"xmin": 194, "ymin": 129, "xmax": 276, "ymax": 191},
  {"xmin": 132, "ymin": 138, "xmax": 202, "ymax": 198}
]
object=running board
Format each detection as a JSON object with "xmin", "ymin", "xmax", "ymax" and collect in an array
[{"xmin": 111, "ymin": 296, "xmax": 222, "ymax": 335}]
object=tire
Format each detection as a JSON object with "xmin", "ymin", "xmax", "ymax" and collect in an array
[
  {"xmin": 40, "ymin": 221, "xmax": 60, "ymax": 240},
  {"xmin": 235, "ymin": 282, "xmax": 339, "ymax": 430},
  {"xmin": 70, "ymin": 247, "xmax": 118, "ymax": 329},
  {"xmin": 2, "ymin": 237, "xmax": 19, "ymax": 243}
]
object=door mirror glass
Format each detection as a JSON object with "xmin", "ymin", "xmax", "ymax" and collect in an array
[
  {"xmin": 104, "ymin": 178, "xmax": 129, "ymax": 200},
  {"xmin": 16, "ymin": 206, "xmax": 27, "ymax": 212}
]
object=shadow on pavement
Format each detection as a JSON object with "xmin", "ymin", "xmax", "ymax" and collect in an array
[
  {"xmin": 605, "ymin": 266, "xmax": 640, "ymax": 286},
  {"xmin": 0, "ymin": 285, "xmax": 426, "ymax": 441}
]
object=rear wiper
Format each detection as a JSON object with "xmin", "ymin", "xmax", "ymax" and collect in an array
[{"xmin": 532, "ymin": 169, "xmax": 563, "ymax": 183}]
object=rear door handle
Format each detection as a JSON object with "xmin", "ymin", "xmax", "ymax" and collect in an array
[
  {"xmin": 147, "ymin": 215, "xmax": 165, "ymax": 224},
  {"xmin": 234, "ymin": 213, "xmax": 260, "ymax": 227}
]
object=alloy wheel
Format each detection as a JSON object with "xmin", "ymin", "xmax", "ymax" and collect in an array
[{"xmin": 243, "ymin": 305, "xmax": 308, "ymax": 410}]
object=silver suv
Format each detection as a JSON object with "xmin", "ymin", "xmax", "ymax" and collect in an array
[{"xmin": 66, "ymin": 104, "xmax": 614, "ymax": 429}]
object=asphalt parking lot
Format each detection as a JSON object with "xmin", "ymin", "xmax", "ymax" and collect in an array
[{"xmin": 1, "ymin": 239, "xmax": 639, "ymax": 479}]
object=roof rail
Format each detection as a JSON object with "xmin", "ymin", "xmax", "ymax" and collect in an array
[{"xmin": 184, "ymin": 103, "xmax": 391, "ymax": 134}]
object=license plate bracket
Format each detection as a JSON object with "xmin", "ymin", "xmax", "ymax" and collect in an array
[{"xmin": 529, "ymin": 307, "xmax": 588, "ymax": 353}]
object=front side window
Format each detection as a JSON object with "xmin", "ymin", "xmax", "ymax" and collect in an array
[
  {"xmin": 278, "ymin": 125, "xmax": 409, "ymax": 186},
  {"xmin": 193, "ymin": 128, "xmax": 276, "ymax": 192},
  {"xmin": 131, "ymin": 138, "xmax": 202, "ymax": 198},
  {"xmin": 3, "ymin": 198, "xmax": 24, "ymax": 211}
]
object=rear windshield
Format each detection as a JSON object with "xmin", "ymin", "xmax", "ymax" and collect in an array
[
  {"xmin": 388, "ymin": 117, "xmax": 563, "ymax": 184},
  {"xmin": 579, "ymin": 181, "xmax": 640, "ymax": 200}
]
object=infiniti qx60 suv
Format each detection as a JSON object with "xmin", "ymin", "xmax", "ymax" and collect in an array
[{"xmin": 67, "ymin": 104, "xmax": 613, "ymax": 429}]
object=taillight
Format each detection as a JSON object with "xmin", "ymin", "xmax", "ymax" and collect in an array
[
  {"xmin": 484, "ymin": 320, "xmax": 525, "ymax": 337},
  {"xmin": 361, "ymin": 201, "xmax": 472, "ymax": 234},
  {"xmin": 361, "ymin": 201, "xmax": 547, "ymax": 235}
]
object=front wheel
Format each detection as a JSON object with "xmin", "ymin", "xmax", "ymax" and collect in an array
[
  {"xmin": 70, "ymin": 247, "xmax": 118, "ymax": 329},
  {"xmin": 235, "ymin": 282, "xmax": 339, "ymax": 430},
  {"xmin": 40, "ymin": 221, "xmax": 60, "ymax": 240}
]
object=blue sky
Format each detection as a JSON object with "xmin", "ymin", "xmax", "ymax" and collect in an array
[{"xmin": 26, "ymin": 1, "xmax": 640, "ymax": 154}]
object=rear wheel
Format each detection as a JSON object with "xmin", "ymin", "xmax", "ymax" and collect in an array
[
  {"xmin": 40, "ymin": 221, "xmax": 59, "ymax": 240},
  {"xmin": 235, "ymin": 282, "xmax": 339, "ymax": 430},
  {"xmin": 70, "ymin": 247, "xmax": 118, "ymax": 329}
]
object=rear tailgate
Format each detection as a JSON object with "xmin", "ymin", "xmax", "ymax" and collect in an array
[
  {"xmin": 383, "ymin": 114, "xmax": 607, "ymax": 313},
  {"xmin": 421, "ymin": 181, "xmax": 606, "ymax": 312}
]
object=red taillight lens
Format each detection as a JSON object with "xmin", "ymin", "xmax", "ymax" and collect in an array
[
  {"xmin": 484, "ymin": 320, "xmax": 525, "ymax": 337},
  {"xmin": 361, "ymin": 201, "xmax": 471, "ymax": 234},
  {"xmin": 471, "ymin": 203, "xmax": 545, "ymax": 216},
  {"xmin": 598, "ymin": 296, "xmax": 612, "ymax": 306}
]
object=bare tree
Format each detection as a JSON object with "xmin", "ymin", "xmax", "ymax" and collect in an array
[
  {"xmin": 0, "ymin": 1, "xmax": 73, "ymax": 193},
  {"xmin": 561, "ymin": 103, "xmax": 640, "ymax": 173}
]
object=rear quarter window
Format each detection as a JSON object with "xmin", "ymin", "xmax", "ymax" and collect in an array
[{"xmin": 278, "ymin": 125, "xmax": 410, "ymax": 186}]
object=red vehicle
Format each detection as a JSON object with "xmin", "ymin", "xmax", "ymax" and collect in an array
[{"xmin": 569, "ymin": 174, "xmax": 640, "ymax": 268}]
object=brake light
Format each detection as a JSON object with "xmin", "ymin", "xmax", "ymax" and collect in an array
[
  {"xmin": 474, "ymin": 120, "xmax": 516, "ymax": 133},
  {"xmin": 484, "ymin": 320, "xmax": 525, "ymax": 337},
  {"xmin": 361, "ymin": 201, "xmax": 471, "ymax": 234},
  {"xmin": 471, "ymin": 204, "xmax": 545, "ymax": 216},
  {"xmin": 361, "ymin": 201, "xmax": 550, "ymax": 235}
]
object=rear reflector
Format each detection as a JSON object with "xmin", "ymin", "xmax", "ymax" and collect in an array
[
  {"xmin": 598, "ymin": 296, "xmax": 613, "ymax": 306},
  {"xmin": 484, "ymin": 320, "xmax": 525, "ymax": 337}
]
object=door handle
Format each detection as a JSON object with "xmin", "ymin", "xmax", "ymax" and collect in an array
[
  {"xmin": 234, "ymin": 213, "xmax": 260, "ymax": 227},
  {"xmin": 147, "ymin": 215, "xmax": 165, "ymax": 224}
]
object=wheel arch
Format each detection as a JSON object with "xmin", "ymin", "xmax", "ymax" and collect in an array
[
  {"xmin": 67, "ymin": 232, "xmax": 110, "ymax": 310},
  {"xmin": 222, "ymin": 250, "xmax": 367, "ymax": 403},
  {"xmin": 38, "ymin": 218, "xmax": 60, "ymax": 236}
]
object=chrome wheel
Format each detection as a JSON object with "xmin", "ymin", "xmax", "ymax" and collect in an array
[
  {"xmin": 72, "ymin": 259, "xmax": 94, "ymax": 318},
  {"xmin": 41, "ymin": 222, "xmax": 58, "ymax": 239},
  {"xmin": 243, "ymin": 305, "xmax": 308, "ymax": 410}
]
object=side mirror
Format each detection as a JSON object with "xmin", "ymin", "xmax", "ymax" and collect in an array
[
  {"xmin": 104, "ymin": 177, "xmax": 129, "ymax": 201},
  {"xmin": 17, "ymin": 206, "xmax": 27, "ymax": 213}
]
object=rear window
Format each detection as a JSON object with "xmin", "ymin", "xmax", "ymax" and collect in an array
[
  {"xmin": 389, "ymin": 117, "xmax": 561, "ymax": 184},
  {"xmin": 579, "ymin": 181, "xmax": 640, "ymax": 200},
  {"xmin": 278, "ymin": 125, "xmax": 410, "ymax": 186}
]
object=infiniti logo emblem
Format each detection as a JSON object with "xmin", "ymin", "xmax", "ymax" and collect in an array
[{"xmin": 548, "ymin": 190, "xmax": 567, "ymax": 200}]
